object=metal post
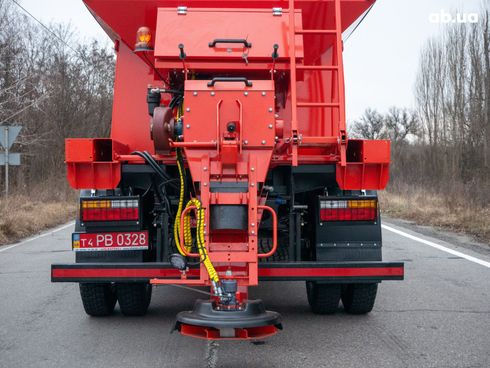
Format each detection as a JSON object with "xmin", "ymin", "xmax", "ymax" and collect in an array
[{"xmin": 4, "ymin": 126, "xmax": 8, "ymax": 198}]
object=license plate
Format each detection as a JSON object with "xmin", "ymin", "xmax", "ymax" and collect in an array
[{"xmin": 72, "ymin": 231, "xmax": 149, "ymax": 251}]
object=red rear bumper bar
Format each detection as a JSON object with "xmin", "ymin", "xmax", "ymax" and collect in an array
[{"xmin": 51, "ymin": 262, "xmax": 404, "ymax": 283}]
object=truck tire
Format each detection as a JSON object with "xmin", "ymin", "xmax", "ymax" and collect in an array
[
  {"xmin": 306, "ymin": 281, "xmax": 341, "ymax": 314},
  {"xmin": 341, "ymin": 283, "xmax": 378, "ymax": 314},
  {"xmin": 116, "ymin": 283, "xmax": 152, "ymax": 316},
  {"xmin": 79, "ymin": 283, "xmax": 117, "ymax": 316}
]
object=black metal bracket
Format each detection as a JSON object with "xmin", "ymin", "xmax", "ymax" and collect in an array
[
  {"xmin": 272, "ymin": 44, "xmax": 279, "ymax": 60},
  {"xmin": 207, "ymin": 77, "xmax": 253, "ymax": 87},
  {"xmin": 178, "ymin": 43, "xmax": 186, "ymax": 60},
  {"xmin": 209, "ymin": 39, "xmax": 252, "ymax": 48}
]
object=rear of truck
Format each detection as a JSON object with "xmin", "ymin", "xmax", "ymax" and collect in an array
[{"xmin": 52, "ymin": 0, "xmax": 403, "ymax": 340}]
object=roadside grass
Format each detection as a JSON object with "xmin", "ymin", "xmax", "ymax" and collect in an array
[
  {"xmin": 0, "ymin": 189, "xmax": 77, "ymax": 246},
  {"xmin": 379, "ymin": 184, "xmax": 490, "ymax": 244}
]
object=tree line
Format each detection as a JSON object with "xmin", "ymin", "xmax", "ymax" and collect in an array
[
  {"xmin": 0, "ymin": 0, "xmax": 114, "ymax": 195},
  {"xmin": 352, "ymin": 4, "xmax": 490, "ymax": 207}
]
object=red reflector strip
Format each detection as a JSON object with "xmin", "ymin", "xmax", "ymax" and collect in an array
[
  {"xmin": 258, "ymin": 267, "xmax": 404, "ymax": 278},
  {"xmin": 52, "ymin": 266, "xmax": 403, "ymax": 281},
  {"xmin": 82, "ymin": 208, "xmax": 139, "ymax": 221},
  {"xmin": 52, "ymin": 268, "xmax": 200, "ymax": 279},
  {"xmin": 320, "ymin": 208, "xmax": 377, "ymax": 221}
]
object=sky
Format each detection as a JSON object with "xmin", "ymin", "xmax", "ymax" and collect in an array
[
  {"xmin": 343, "ymin": 0, "xmax": 483, "ymax": 121},
  {"xmin": 20, "ymin": 0, "xmax": 484, "ymax": 121}
]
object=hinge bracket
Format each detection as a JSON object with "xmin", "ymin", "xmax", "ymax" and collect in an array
[{"xmin": 272, "ymin": 7, "xmax": 283, "ymax": 16}]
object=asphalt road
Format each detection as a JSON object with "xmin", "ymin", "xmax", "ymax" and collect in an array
[{"xmin": 1, "ymin": 219, "xmax": 489, "ymax": 368}]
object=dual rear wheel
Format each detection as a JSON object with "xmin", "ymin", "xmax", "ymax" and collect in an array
[
  {"xmin": 306, "ymin": 281, "xmax": 378, "ymax": 315},
  {"xmin": 79, "ymin": 281, "xmax": 376, "ymax": 316},
  {"xmin": 79, "ymin": 283, "xmax": 152, "ymax": 317}
]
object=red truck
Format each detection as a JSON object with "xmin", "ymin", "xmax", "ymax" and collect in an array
[{"xmin": 52, "ymin": 0, "xmax": 404, "ymax": 340}]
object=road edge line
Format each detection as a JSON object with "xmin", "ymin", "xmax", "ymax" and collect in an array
[
  {"xmin": 0, "ymin": 221, "xmax": 75, "ymax": 253},
  {"xmin": 382, "ymin": 223, "xmax": 490, "ymax": 269}
]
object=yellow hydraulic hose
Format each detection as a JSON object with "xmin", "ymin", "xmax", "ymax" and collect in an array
[
  {"xmin": 173, "ymin": 151, "xmax": 219, "ymax": 284},
  {"xmin": 173, "ymin": 104, "xmax": 189, "ymax": 255},
  {"xmin": 173, "ymin": 155, "xmax": 189, "ymax": 255},
  {"xmin": 184, "ymin": 198, "xmax": 219, "ymax": 284}
]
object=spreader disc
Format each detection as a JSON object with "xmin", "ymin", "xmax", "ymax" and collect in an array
[{"xmin": 175, "ymin": 299, "xmax": 282, "ymax": 340}]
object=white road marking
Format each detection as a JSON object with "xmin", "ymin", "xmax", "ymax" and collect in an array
[
  {"xmin": 382, "ymin": 223, "xmax": 490, "ymax": 269},
  {"xmin": 0, "ymin": 221, "xmax": 75, "ymax": 253}
]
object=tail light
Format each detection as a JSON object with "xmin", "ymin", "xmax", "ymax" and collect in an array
[
  {"xmin": 81, "ymin": 197, "xmax": 139, "ymax": 222},
  {"xmin": 320, "ymin": 198, "xmax": 377, "ymax": 222}
]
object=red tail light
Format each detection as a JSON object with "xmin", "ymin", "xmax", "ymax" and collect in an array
[
  {"xmin": 81, "ymin": 198, "xmax": 139, "ymax": 222},
  {"xmin": 320, "ymin": 199, "xmax": 377, "ymax": 222}
]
